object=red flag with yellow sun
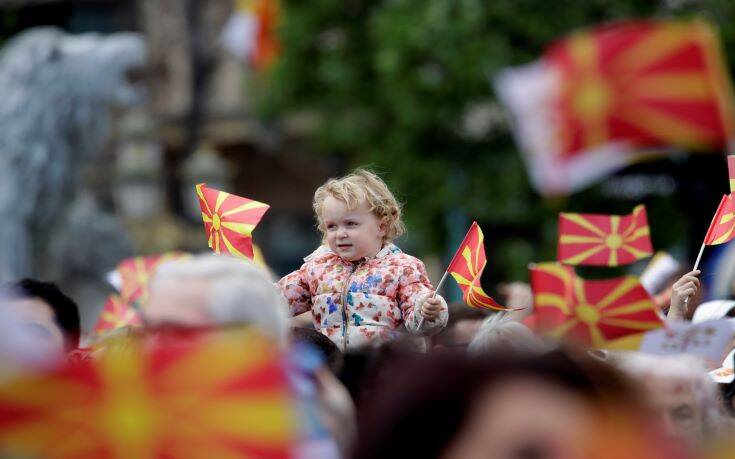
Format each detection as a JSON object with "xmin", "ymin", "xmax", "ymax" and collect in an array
[
  {"xmin": 446, "ymin": 222, "xmax": 507, "ymax": 310},
  {"xmin": 196, "ymin": 183, "xmax": 270, "ymax": 260},
  {"xmin": 0, "ymin": 330, "xmax": 296, "ymax": 458},
  {"xmin": 496, "ymin": 19, "xmax": 735, "ymax": 196},
  {"xmin": 557, "ymin": 205, "xmax": 653, "ymax": 266},
  {"xmin": 530, "ymin": 263, "xmax": 663, "ymax": 348},
  {"xmin": 115, "ymin": 252, "xmax": 189, "ymax": 305},
  {"xmin": 703, "ymin": 194, "xmax": 735, "ymax": 246},
  {"xmin": 94, "ymin": 295, "xmax": 142, "ymax": 334}
]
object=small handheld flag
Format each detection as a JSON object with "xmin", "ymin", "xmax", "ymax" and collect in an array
[
  {"xmin": 444, "ymin": 222, "xmax": 506, "ymax": 311},
  {"xmin": 196, "ymin": 183, "xmax": 270, "ymax": 260},
  {"xmin": 530, "ymin": 263, "xmax": 663, "ymax": 349},
  {"xmin": 557, "ymin": 205, "xmax": 653, "ymax": 267}
]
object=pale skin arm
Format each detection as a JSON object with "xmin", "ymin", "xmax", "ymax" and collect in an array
[{"xmin": 667, "ymin": 270, "xmax": 700, "ymax": 321}]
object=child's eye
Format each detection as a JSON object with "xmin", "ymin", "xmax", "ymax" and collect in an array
[
  {"xmin": 347, "ymin": 221, "xmax": 359, "ymax": 227},
  {"xmin": 326, "ymin": 224, "xmax": 337, "ymax": 230}
]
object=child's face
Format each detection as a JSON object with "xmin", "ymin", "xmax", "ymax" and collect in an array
[{"xmin": 321, "ymin": 195, "xmax": 386, "ymax": 262}]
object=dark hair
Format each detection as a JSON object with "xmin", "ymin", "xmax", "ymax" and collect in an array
[
  {"xmin": 352, "ymin": 348, "xmax": 642, "ymax": 459},
  {"xmin": 290, "ymin": 327, "xmax": 344, "ymax": 374},
  {"xmin": 4, "ymin": 278, "xmax": 80, "ymax": 350}
]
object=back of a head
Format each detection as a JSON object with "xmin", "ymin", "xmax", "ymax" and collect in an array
[
  {"xmin": 291, "ymin": 326, "xmax": 344, "ymax": 374},
  {"xmin": 468, "ymin": 313, "xmax": 546, "ymax": 355},
  {"xmin": 152, "ymin": 254, "xmax": 289, "ymax": 343},
  {"xmin": 1, "ymin": 278, "xmax": 80, "ymax": 351}
]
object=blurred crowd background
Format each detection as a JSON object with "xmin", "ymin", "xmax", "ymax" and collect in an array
[{"xmin": 2, "ymin": 0, "xmax": 734, "ymax": 331}]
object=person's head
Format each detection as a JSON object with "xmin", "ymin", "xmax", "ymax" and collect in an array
[
  {"xmin": 617, "ymin": 353, "xmax": 727, "ymax": 443},
  {"xmin": 353, "ymin": 349, "xmax": 659, "ymax": 459},
  {"xmin": 290, "ymin": 327, "xmax": 344, "ymax": 374},
  {"xmin": 0, "ymin": 279, "xmax": 80, "ymax": 354},
  {"xmin": 313, "ymin": 169, "xmax": 404, "ymax": 261},
  {"xmin": 432, "ymin": 302, "xmax": 488, "ymax": 350},
  {"xmin": 468, "ymin": 313, "xmax": 548, "ymax": 355},
  {"xmin": 145, "ymin": 254, "xmax": 288, "ymax": 344}
]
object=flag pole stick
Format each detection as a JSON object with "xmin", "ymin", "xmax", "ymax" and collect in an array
[
  {"xmin": 692, "ymin": 243, "xmax": 706, "ymax": 272},
  {"xmin": 418, "ymin": 270, "xmax": 450, "ymax": 329}
]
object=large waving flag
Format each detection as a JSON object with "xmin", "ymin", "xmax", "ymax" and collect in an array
[
  {"xmin": 114, "ymin": 252, "xmax": 189, "ymax": 305},
  {"xmin": 530, "ymin": 263, "xmax": 663, "ymax": 348},
  {"xmin": 94, "ymin": 295, "xmax": 142, "ymax": 334},
  {"xmin": 496, "ymin": 20, "xmax": 735, "ymax": 196},
  {"xmin": 196, "ymin": 183, "xmax": 270, "ymax": 260},
  {"xmin": 446, "ymin": 222, "xmax": 506, "ymax": 310},
  {"xmin": 704, "ymin": 194, "xmax": 735, "ymax": 245},
  {"xmin": 557, "ymin": 205, "xmax": 653, "ymax": 266},
  {"xmin": 0, "ymin": 330, "xmax": 295, "ymax": 458}
]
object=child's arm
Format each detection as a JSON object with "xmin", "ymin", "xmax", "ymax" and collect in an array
[
  {"xmin": 397, "ymin": 259, "xmax": 449, "ymax": 335},
  {"xmin": 276, "ymin": 263, "xmax": 313, "ymax": 316}
]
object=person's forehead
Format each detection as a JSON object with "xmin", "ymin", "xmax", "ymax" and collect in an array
[
  {"xmin": 322, "ymin": 196, "xmax": 371, "ymax": 218},
  {"xmin": 2, "ymin": 297, "xmax": 54, "ymax": 321}
]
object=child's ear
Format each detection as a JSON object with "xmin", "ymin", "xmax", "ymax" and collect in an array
[{"xmin": 378, "ymin": 218, "xmax": 388, "ymax": 237}]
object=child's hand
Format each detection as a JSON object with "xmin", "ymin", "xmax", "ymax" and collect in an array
[
  {"xmin": 668, "ymin": 270, "xmax": 700, "ymax": 320},
  {"xmin": 420, "ymin": 297, "xmax": 442, "ymax": 321}
]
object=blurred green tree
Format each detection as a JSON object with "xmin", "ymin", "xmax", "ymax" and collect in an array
[{"xmin": 257, "ymin": 0, "xmax": 735, "ymax": 284}]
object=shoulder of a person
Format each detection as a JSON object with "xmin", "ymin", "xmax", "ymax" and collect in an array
[
  {"xmin": 382, "ymin": 245, "xmax": 424, "ymax": 267},
  {"xmin": 303, "ymin": 244, "xmax": 340, "ymax": 265}
]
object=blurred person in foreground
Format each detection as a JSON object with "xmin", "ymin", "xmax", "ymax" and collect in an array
[
  {"xmin": 0, "ymin": 279, "xmax": 80, "ymax": 362},
  {"xmin": 616, "ymin": 353, "xmax": 730, "ymax": 448},
  {"xmin": 352, "ymin": 348, "xmax": 686, "ymax": 459},
  {"xmin": 142, "ymin": 253, "xmax": 354, "ymax": 459}
]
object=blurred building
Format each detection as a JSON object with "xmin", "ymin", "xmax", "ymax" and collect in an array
[{"xmin": 0, "ymin": 0, "xmax": 330, "ymax": 276}]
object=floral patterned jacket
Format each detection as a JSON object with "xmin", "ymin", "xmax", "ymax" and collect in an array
[{"xmin": 278, "ymin": 244, "xmax": 448, "ymax": 350}]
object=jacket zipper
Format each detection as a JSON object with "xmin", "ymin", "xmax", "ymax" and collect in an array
[{"xmin": 340, "ymin": 259, "xmax": 363, "ymax": 351}]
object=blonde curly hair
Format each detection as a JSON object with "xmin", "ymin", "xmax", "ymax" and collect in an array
[{"xmin": 313, "ymin": 169, "xmax": 405, "ymax": 243}]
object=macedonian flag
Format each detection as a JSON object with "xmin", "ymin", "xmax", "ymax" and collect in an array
[
  {"xmin": 0, "ymin": 330, "xmax": 296, "ymax": 458},
  {"xmin": 196, "ymin": 183, "xmax": 270, "ymax": 260},
  {"xmin": 549, "ymin": 20, "xmax": 735, "ymax": 156},
  {"xmin": 495, "ymin": 20, "xmax": 735, "ymax": 197},
  {"xmin": 530, "ymin": 263, "xmax": 663, "ymax": 348},
  {"xmin": 704, "ymin": 194, "xmax": 735, "ymax": 245},
  {"xmin": 115, "ymin": 252, "xmax": 189, "ymax": 305},
  {"xmin": 446, "ymin": 222, "xmax": 507, "ymax": 310},
  {"xmin": 557, "ymin": 205, "xmax": 653, "ymax": 267},
  {"xmin": 93, "ymin": 295, "xmax": 142, "ymax": 334}
]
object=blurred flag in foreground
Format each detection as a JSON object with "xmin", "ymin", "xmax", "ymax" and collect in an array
[
  {"xmin": 93, "ymin": 295, "xmax": 141, "ymax": 334},
  {"xmin": 496, "ymin": 20, "xmax": 735, "ymax": 196},
  {"xmin": 530, "ymin": 263, "xmax": 663, "ymax": 348},
  {"xmin": 446, "ymin": 222, "xmax": 507, "ymax": 310},
  {"xmin": 0, "ymin": 330, "xmax": 295, "ymax": 458},
  {"xmin": 703, "ymin": 194, "xmax": 735, "ymax": 245},
  {"xmin": 557, "ymin": 205, "xmax": 653, "ymax": 266},
  {"xmin": 196, "ymin": 183, "xmax": 270, "ymax": 260},
  {"xmin": 111, "ymin": 252, "xmax": 190, "ymax": 306},
  {"xmin": 221, "ymin": 0, "xmax": 280, "ymax": 70}
]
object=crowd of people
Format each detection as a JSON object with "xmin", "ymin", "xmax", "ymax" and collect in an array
[{"xmin": 1, "ymin": 169, "xmax": 735, "ymax": 458}]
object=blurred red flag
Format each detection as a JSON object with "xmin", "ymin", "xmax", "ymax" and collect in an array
[
  {"xmin": 496, "ymin": 20, "xmax": 735, "ymax": 196},
  {"xmin": 94, "ymin": 295, "xmax": 141, "ymax": 334},
  {"xmin": 221, "ymin": 0, "xmax": 280, "ymax": 70},
  {"xmin": 115, "ymin": 252, "xmax": 189, "ymax": 305},
  {"xmin": 0, "ymin": 330, "xmax": 296, "ymax": 458},
  {"xmin": 196, "ymin": 183, "xmax": 270, "ymax": 260},
  {"xmin": 557, "ymin": 205, "xmax": 653, "ymax": 266},
  {"xmin": 703, "ymin": 194, "xmax": 735, "ymax": 245},
  {"xmin": 446, "ymin": 222, "xmax": 507, "ymax": 310},
  {"xmin": 530, "ymin": 263, "xmax": 663, "ymax": 348}
]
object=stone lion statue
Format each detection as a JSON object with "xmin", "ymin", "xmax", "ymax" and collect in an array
[{"xmin": 0, "ymin": 27, "xmax": 146, "ymax": 328}]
